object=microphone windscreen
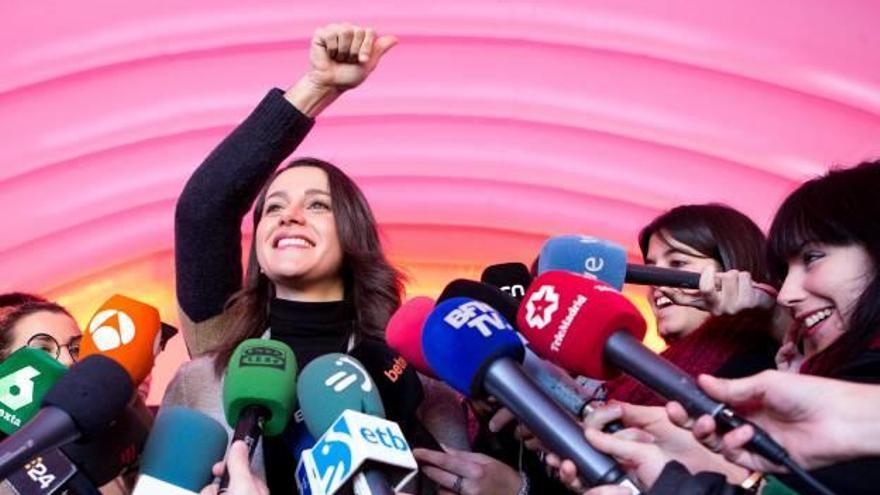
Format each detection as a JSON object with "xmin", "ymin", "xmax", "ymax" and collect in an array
[
  {"xmin": 480, "ymin": 263, "xmax": 532, "ymax": 301},
  {"xmin": 349, "ymin": 340, "xmax": 424, "ymax": 427},
  {"xmin": 538, "ymin": 235, "xmax": 628, "ymax": 290},
  {"xmin": 80, "ymin": 295, "xmax": 162, "ymax": 385},
  {"xmin": 0, "ymin": 347, "xmax": 67, "ymax": 435},
  {"xmin": 140, "ymin": 407, "xmax": 227, "ymax": 491},
  {"xmin": 42, "ymin": 355, "xmax": 133, "ymax": 438},
  {"xmin": 297, "ymin": 353, "xmax": 385, "ymax": 438},
  {"xmin": 517, "ymin": 271, "xmax": 646, "ymax": 379},
  {"xmin": 438, "ymin": 279, "xmax": 520, "ymax": 330},
  {"xmin": 422, "ymin": 297, "xmax": 524, "ymax": 397},
  {"xmin": 62, "ymin": 401, "xmax": 151, "ymax": 486},
  {"xmin": 386, "ymin": 297, "xmax": 435, "ymax": 377},
  {"xmin": 223, "ymin": 339, "xmax": 297, "ymax": 436}
]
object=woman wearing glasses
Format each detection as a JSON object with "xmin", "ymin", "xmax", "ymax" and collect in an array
[{"xmin": 0, "ymin": 292, "xmax": 81, "ymax": 366}]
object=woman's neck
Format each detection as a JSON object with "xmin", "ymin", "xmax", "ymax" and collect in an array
[{"xmin": 274, "ymin": 279, "xmax": 344, "ymax": 302}]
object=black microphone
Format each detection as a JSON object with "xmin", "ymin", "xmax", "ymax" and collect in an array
[
  {"xmin": 624, "ymin": 264, "xmax": 699, "ymax": 289},
  {"xmin": 481, "ymin": 262, "xmax": 533, "ymax": 300},
  {"xmin": 61, "ymin": 398, "xmax": 152, "ymax": 488},
  {"xmin": 0, "ymin": 355, "xmax": 133, "ymax": 480},
  {"xmin": 6, "ymin": 400, "xmax": 151, "ymax": 495}
]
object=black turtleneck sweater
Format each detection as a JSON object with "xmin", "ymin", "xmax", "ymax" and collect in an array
[
  {"xmin": 269, "ymin": 298, "xmax": 354, "ymax": 369},
  {"xmin": 264, "ymin": 298, "xmax": 357, "ymax": 494}
]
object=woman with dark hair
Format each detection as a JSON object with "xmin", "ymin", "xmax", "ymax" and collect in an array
[
  {"xmin": 163, "ymin": 23, "xmax": 468, "ymax": 494},
  {"xmin": 603, "ymin": 204, "xmax": 782, "ymax": 406},
  {"xmin": 556, "ymin": 163, "xmax": 880, "ymax": 494},
  {"xmin": 0, "ymin": 292, "xmax": 81, "ymax": 366},
  {"xmin": 766, "ymin": 162, "xmax": 880, "ymax": 380}
]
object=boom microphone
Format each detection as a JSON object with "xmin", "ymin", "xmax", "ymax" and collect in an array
[{"xmin": 422, "ymin": 297, "xmax": 639, "ymax": 491}]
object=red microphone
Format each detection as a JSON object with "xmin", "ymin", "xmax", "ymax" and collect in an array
[
  {"xmin": 516, "ymin": 271, "xmax": 645, "ymax": 380},
  {"xmin": 518, "ymin": 271, "xmax": 803, "ymax": 478},
  {"xmin": 385, "ymin": 296, "xmax": 435, "ymax": 378}
]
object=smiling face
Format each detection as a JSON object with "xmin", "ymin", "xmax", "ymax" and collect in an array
[
  {"xmin": 645, "ymin": 230, "xmax": 721, "ymax": 342},
  {"xmin": 254, "ymin": 166, "xmax": 344, "ymax": 301},
  {"xmin": 778, "ymin": 242, "xmax": 874, "ymax": 359}
]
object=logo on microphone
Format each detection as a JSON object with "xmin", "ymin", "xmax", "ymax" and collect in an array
[
  {"xmin": 583, "ymin": 256, "xmax": 605, "ymax": 274},
  {"xmin": 325, "ymin": 356, "xmax": 372, "ymax": 393},
  {"xmin": 444, "ymin": 300, "xmax": 512, "ymax": 337},
  {"xmin": 311, "ymin": 418, "xmax": 353, "ymax": 492},
  {"xmin": 384, "ymin": 356, "xmax": 409, "ymax": 383},
  {"xmin": 524, "ymin": 285, "xmax": 560, "ymax": 329},
  {"xmin": 500, "ymin": 284, "xmax": 526, "ymax": 299},
  {"xmin": 0, "ymin": 366, "xmax": 39, "ymax": 413},
  {"xmin": 240, "ymin": 346, "xmax": 287, "ymax": 370},
  {"xmin": 88, "ymin": 309, "xmax": 136, "ymax": 352}
]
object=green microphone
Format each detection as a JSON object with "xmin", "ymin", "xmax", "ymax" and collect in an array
[
  {"xmin": 0, "ymin": 347, "xmax": 67, "ymax": 435},
  {"xmin": 221, "ymin": 339, "xmax": 297, "ymax": 492},
  {"xmin": 296, "ymin": 353, "xmax": 385, "ymax": 439}
]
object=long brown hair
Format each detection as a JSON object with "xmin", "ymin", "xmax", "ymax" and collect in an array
[{"xmin": 211, "ymin": 158, "xmax": 404, "ymax": 375}]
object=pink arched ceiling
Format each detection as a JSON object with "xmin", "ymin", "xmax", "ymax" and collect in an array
[{"xmin": 2, "ymin": 1, "xmax": 880, "ymax": 403}]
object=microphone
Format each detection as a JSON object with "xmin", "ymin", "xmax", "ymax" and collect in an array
[
  {"xmin": 296, "ymin": 354, "xmax": 417, "ymax": 495},
  {"xmin": 481, "ymin": 262, "xmax": 532, "ymax": 301},
  {"xmin": 517, "ymin": 271, "xmax": 795, "ymax": 470},
  {"xmin": 422, "ymin": 297, "xmax": 639, "ymax": 491},
  {"xmin": 80, "ymin": 295, "xmax": 164, "ymax": 385},
  {"xmin": 349, "ymin": 341, "xmax": 423, "ymax": 428},
  {"xmin": 220, "ymin": 339, "xmax": 298, "ymax": 492},
  {"xmin": 350, "ymin": 340, "xmax": 443, "ymax": 453},
  {"xmin": 385, "ymin": 297, "xmax": 436, "ymax": 378},
  {"xmin": 0, "ymin": 355, "xmax": 133, "ymax": 480},
  {"xmin": 538, "ymin": 235, "xmax": 699, "ymax": 289},
  {"xmin": 133, "ymin": 407, "xmax": 228, "ymax": 494},
  {"xmin": 61, "ymin": 400, "xmax": 152, "ymax": 488},
  {"xmin": 0, "ymin": 347, "xmax": 67, "ymax": 436},
  {"xmin": 9, "ymin": 400, "xmax": 153, "ymax": 495},
  {"xmin": 438, "ymin": 279, "xmax": 594, "ymax": 419}
]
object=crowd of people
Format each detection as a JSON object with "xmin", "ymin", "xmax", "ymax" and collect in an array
[{"xmin": 3, "ymin": 22, "xmax": 879, "ymax": 495}]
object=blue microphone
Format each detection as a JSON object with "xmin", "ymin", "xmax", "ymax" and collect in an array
[
  {"xmin": 421, "ymin": 298, "xmax": 639, "ymax": 491},
  {"xmin": 539, "ymin": 235, "xmax": 700, "ymax": 289},
  {"xmin": 132, "ymin": 407, "xmax": 228, "ymax": 494}
]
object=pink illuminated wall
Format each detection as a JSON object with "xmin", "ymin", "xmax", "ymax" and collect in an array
[{"xmin": 2, "ymin": 1, "xmax": 880, "ymax": 403}]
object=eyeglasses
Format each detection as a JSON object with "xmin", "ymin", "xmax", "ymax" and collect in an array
[{"xmin": 26, "ymin": 333, "xmax": 81, "ymax": 362}]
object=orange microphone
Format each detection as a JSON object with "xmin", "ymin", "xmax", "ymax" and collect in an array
[{"xmin": 80, "ymin": 295, "xmax": 163, "ymax": 385}]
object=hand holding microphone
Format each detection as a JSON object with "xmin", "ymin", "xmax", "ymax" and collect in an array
[
  {"xmin": 655, "ymin": 265, "xmax": 776, "ymax": 316},
  {"xmin": 200, "ymin": 441, "xmax": 268, "ymax": 495},
  {"xmin": 538, "ymin": 235, "xmax": 777, "ymax": 303},
  {"xmin": 518, "ymin": 271, "xmax": 837, "ymax": 495},
  {"xmin": 220, "ymin": 339, "xmax": 298, "ymax": 492},
  {"xmin": 667, "ymin": 370, "xmax": 880, "ymax": 473},
  {"xmin": 422, "ymin": 297, "xmax": 641, "ymax": 492}
]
